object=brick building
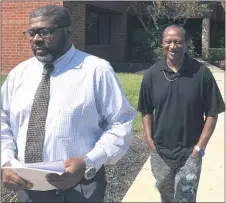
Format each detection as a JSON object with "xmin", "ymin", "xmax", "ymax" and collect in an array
[
  {"xmin": 1, "ymin": 1, "xmax": 130, "ymax": 74},
  {"xmin": 1, "ymin": 1, "xmax": 225, "ymax": 74}
]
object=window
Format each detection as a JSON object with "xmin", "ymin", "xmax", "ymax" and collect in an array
[{"xmin": 85, "ymin": 6, "xmax": 111, "ymax": 45}]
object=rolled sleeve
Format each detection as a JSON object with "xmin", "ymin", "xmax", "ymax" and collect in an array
[
  {"xmin": 86, "ymin": 63, "xmax": 135, "ymax": 170},
  {"xmin": 1, "ymin": 150, "xmax": 15, "ymax": 167},
  {"xmin": 1, "ymin": 75, "xmax": 17, "ymax": 167}
]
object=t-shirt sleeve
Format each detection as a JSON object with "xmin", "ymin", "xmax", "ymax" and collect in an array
[
  {"xmin": 203, "ymin": 69, "xmax": 225, "ymax": 117},
  {"xmin": 137, "ymin": 71, "xmax": 154, "ymax": 114}
]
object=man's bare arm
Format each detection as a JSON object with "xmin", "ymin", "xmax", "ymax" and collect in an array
[
  {"xmin": 142, "ymin": 113, "xmax": 156, "ymax": 152},
  {"xmin": 192, "ymin": 115, "xmax": 218, "ymax": 157},
  {"xmin": 197, "ymin": 115, "xmax": 218, "ymax": 148}
]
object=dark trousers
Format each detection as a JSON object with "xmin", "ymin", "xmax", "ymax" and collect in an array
[
  {"xmin": 150, "ymin": 151, "xmax": 202, "ymax": 202},
  {"xmin": 18, "ymin": 166, "xmax": 106, "ymax": 203}
]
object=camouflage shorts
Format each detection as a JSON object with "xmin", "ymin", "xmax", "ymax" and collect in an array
[{"xmin": 150, "ymin": 151, "xmax": 202, "ymax": 203}]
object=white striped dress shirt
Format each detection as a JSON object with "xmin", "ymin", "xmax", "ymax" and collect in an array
[{"xmin": 1, "ymin": 45, "xmax": 135, "ymax": 171}]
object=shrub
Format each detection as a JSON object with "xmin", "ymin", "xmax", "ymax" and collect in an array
[
  {"xmin": 208, "ymin": 48, "xmax": 225, "ymax": 63},
  {"xmin": 202, "ymin": 48, "xmax": 225, "ymax": 70},
  {"xmin": 213, "ymin": 60, "xmax": 225, "ymax": 70}
]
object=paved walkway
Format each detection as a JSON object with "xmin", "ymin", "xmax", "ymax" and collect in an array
[{"xmin": 122, "ymin": 63, "xmax": 225, "ymax": 202}]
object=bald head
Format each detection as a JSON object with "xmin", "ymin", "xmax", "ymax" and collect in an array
[{"xmin": 163, "ymin": 25, "xmax": 188, "ymax": 43}]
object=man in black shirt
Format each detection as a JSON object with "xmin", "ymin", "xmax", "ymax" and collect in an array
[{"xmin": 138, "ymin": 25, "xmax": 225, "ymax": 202}]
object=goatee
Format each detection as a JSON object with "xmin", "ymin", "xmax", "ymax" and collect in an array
[{"xmin": 34, "ymin": 52, "xmax": 54, "ymax": 63}]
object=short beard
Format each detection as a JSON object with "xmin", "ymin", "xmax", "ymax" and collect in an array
[{"xmin": 35, "ymin": 53, "xmax": 54, "ymax": 63}]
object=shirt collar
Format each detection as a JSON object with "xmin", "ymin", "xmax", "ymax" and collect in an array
[
  {"xmin": 52, "ymin": 44, "xmax": 77, "ymax": 72},
  {"xmin": 160, "ymin": 54, "xmax": 190, "ymax": 73},
  {"xmin": 38, "ymin": 44, "xmax": 77, "ymax": 74}
]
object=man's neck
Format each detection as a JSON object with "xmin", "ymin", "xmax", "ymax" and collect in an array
[{"xmin": 166, "ymin": 56, "xmax": 185, "ymax": 72}]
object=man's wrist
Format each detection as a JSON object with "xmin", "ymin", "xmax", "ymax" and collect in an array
[
  {"xmin": 1, "ymin": 153, "xmax": 15, "ymax": 168},
  {"xmin": 84, "ymin": 156, "xmax": 97, "ymax": 180},
  {"xmin": 84, "ymin": 156, "xmax": 94, "ymax": 169},
  {"xmin": 194, "ymin": 145, "xmax": 205, "ymax": 157},
  {"xmin": 85, "ymin": 148, "xmax": 108, "ymax": 171},
  {"xmin": 195, "ymin": 145, "xmax": 205, "ymax": 150},
  {"xmin": 3, "ymin": 161, "xmax": 11, "ymax": 167}
]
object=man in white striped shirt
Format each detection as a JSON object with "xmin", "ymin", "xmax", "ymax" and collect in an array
[{"xmin": 1, "ymin": 5, "xmax": 135, "ymax": 202}]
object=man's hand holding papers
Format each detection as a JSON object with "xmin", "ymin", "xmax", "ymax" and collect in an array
[
  {"xmin": 2, "ymin": 161, "xmax": 33, "ymax": 191},
  {"xmin": 1, "ymin": 158, "xmax": 65, "ymax": 191},
  {"xmin": 46, "ymin": 157, "xmax": 86, "ymax": 190}
]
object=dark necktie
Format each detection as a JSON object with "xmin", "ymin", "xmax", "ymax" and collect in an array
[{"xmin": 25, "ymin": 64, "xmax": 54, "ymax": 163}]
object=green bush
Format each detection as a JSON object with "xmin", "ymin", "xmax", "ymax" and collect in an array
[
  {"xmin": 202, "ymin": 48, "xmax": 225, "ymax": 63},
  {"xmin": 131, "ymin": 28, "xmax": 163, "ymax": 64},
  {"xmin": 208, "ymin": 48, "xmax": 225, "ymax": 63}
]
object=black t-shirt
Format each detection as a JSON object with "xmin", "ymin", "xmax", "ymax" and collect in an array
[{"xmin": 137, "ymin": 55, "xmax": 225, "ymax": 169}]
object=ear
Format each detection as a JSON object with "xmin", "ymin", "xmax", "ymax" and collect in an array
[
  {"xmin": 64, "ymin": 26, "xmax": 72, "ymax": 38},
  {"xmin": 68, "ymin": 26, "xmax": 72, "ymax": 35}
]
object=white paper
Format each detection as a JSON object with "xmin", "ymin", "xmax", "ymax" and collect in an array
[
  {"xmin": 9, "ymin": 158, "xmax": 65, "ymax": 172},
  {"xmin": 9, "ymin": 158, "xmax": 24, "ymax": 168},
  {"xmin": 3, "ymin": 158, "xmax": 66, "ymax": 191},
  {"xmin": 3, "ymin": 167, "xmax": 63, "ymax": 191},
  {"xmin": 23, "ymin": 161, "xmax": 65, "ymax": 172}
]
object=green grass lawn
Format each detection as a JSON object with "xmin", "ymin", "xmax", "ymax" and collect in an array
[
  {"xmin": 1, "ymin": 75, "xmax": 7, "ymax": 85},
  {"xmin": 1, "ymin": 73, "xmax": 144, "ymax": 134},
  {"xmin": 117, "ymin": 73, "xmax": 143, "ymax": 135}
]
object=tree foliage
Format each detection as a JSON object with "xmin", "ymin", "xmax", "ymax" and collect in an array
[{"xmin": 128, "ymin": 1, "xmax": 212, "ymax": 63}]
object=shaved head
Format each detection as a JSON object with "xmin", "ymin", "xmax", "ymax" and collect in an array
[{"xmin": 163, "ymin": 25, "xmax": 188, "ymax": 43}]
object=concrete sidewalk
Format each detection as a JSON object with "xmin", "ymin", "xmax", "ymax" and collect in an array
[{"xmin": 122, "ymin": 65, "xmax": 225, "ymax": 202}]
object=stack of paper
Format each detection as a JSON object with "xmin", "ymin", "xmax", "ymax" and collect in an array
[{"xmin": 2, "ymin": 158, "xmax": 66, "ymax": 191}]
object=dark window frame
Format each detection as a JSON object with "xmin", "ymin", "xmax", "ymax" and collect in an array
[{"xmin": 85, "ymin": 6, "xmax": 111, "ymax": 45}]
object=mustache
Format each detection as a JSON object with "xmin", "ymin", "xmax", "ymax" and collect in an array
[
  {"xmin": 33, "ymin": 46, "xmax": 47, "ymax": 50},
  {"xmin": 32, "ymin": 41, "xmax": 47, "ymax": 50}
]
